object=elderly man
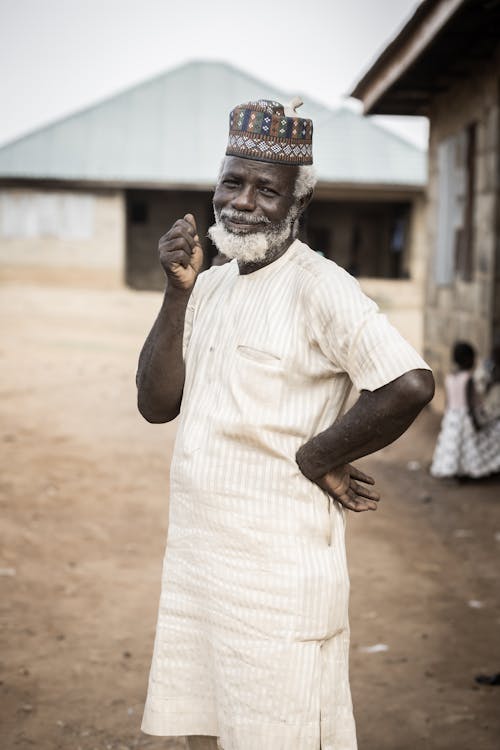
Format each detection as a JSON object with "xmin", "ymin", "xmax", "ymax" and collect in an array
[{"xmin": 137, "ymin": 99, "xmax": 434, "ymax": 750}]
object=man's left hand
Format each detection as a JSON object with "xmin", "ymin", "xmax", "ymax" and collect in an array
[{"xmin": 316, "ymin": 464, "xmax": 380, "ymax": 512}]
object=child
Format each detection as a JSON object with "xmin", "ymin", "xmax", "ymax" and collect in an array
[
  {"xmin": 477, "ymin": 342, "xmax": 500, "ymax": 424},
  {"xmin": 430, "ymin": 341, "xmax": 500, "ymax": 479}
]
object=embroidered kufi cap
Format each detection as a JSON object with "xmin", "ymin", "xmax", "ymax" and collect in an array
[{"xmin": 226, "ymin": 98, "xmax": 313, "ymax": 166}]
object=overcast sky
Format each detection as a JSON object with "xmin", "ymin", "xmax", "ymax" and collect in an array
[{"xmin": 0, "ymin": 0, "xmax": 428, "ymax": 149}]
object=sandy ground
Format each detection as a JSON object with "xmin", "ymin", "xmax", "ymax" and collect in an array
[{"xmin": 1, "ymin": 282, "xmax": 499, "ymax": 750}]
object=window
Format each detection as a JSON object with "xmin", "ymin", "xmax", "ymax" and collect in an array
[
  {"xmin": 308, "ymin": 226, "xmax": 330, "ymax": 256},
  {"xmin": 0, "ymin": 191, "xmax": 94, "ymax": 240},
  {"xmin": 389, "ymin": 214, "xmax": 409, "ymax": 279},
  {"xmin": 435, "ymin": 123, "xmax": 476, "ymax": 285},
  {"xmin": 456, "ymin": 124, "xmax": 476, "ymax": 281},
  {"xmin": 129, "ymin": 200, "xmax": 149, "ymax": 224}
]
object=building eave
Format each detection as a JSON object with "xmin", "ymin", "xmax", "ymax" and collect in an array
[
  {"xmin": 351, "ymin": 0, "xmax": 467, "ymax": 114},
  {"xmin": 0, "ymin": 176, "xmax": 424, "ymax": 198}
]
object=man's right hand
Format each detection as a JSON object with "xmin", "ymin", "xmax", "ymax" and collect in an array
[{"xmin": 159, "ymin": 214, "xmax": 204, "ymax": 291}]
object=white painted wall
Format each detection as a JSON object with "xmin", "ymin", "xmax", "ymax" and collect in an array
[{"xmin": 0, "ymin": 187, "xmax": 125, "ymax": 286}]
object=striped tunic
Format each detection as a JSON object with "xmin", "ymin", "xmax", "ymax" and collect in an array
[{"xmin": 142, "ymin": 239, "xmax": 430, "ymax": 749}]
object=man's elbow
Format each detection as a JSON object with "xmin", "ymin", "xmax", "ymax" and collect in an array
[
  {"xmin": 137, "ymin": 393, "xmax": 180, "ymax": 424},
  {"xmin": 402, "ymin": 368, "xmax": 435, "ymax": 411}
]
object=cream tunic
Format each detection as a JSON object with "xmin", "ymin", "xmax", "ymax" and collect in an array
[{"xmin": 142, "ymin": 240, "xmax": 429, "ymax": 750}]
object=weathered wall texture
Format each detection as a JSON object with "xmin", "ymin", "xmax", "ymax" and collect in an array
[
  {"xmin": 424, "ymin": 46, "xmax": 500, "ymax": 384},
  {"xmin": 0, "ymin": 187, "xmax": 125, "ymax": 286},
  {"xmin": 360, "ymin": 277, "xmax": 424, "ymax": 353}
]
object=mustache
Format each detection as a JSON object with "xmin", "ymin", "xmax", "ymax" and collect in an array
[{"xmin": 219, "ymin": 208, "xmax": 271, "ymax": 226}]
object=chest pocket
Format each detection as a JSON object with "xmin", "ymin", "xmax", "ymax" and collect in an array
[{"xmin": 234, "ymin": 344, "xmax": 285, "ymax": 410}]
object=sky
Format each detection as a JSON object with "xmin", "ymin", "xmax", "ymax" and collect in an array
[{"xmin": 0, "ymin": 0, "xmax": 428, "ymax": 149}]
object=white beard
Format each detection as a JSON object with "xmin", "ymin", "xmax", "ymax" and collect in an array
[{"xmin": 208, "ymin": 206, "xmax": 299, "ymax": 264}]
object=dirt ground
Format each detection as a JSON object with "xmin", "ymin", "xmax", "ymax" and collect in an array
[{"xmin": 1, "ymin": 282, "xmax": 499, "ymax": 750}]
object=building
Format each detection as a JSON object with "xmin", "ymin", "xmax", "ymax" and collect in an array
[
  {"xmin": 0, "ymin": 60, "xmax": 427, "ymax": 347},
  {"xmin": 351, "ymin": 0, "xmax": 500, "ymax": 383}
]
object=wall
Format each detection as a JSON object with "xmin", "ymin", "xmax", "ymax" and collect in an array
[
  {"xmin": 0, "ymin": 187, "xmax": 126, "ymax": 287},
  {"xmin": 359, "ymin": 278, "xmax": 424, "ymax": 353},
  {"xmin": 306, "ymin": 198, "xmax": 412, "ymax": 278},
  {"xmin": 424, "ymin": 46, "xmax": 500, "ymax": 385},
  {"xmin": 126, "ymin": 189, "xmax": 215, "ymax": 290}
]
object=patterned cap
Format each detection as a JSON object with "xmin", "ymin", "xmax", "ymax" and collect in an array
[{"xmin": 226, "ymin": 98, "xmax": 313, "ymax": 166}]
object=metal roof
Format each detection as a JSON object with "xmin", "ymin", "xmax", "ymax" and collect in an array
[
  {"xmin": 314, "ymin": 107, "xmax": 426, "ymax": 186},
  {"xmin": 0, "ymin": 60, "xmax": 425, "ymax": 188}
]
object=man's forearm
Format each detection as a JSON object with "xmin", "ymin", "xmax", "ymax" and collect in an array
[
  {"xmin": 296, "ymin": 369, "xmax": 434, "ymax": 480},
  {"xmin": 136, "ymin": 285, "xmax": 191, "ymax": 423}
]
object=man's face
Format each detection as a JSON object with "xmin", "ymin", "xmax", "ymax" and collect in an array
[
  {"xmin": 213, "ymin": 156, "xmax": 299, "ymax": 230},
  {"xmin": 209, "ymin": 156, "xmax": 301, "ymax": 264}
]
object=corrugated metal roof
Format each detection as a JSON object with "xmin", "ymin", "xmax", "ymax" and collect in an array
[
  {"xmin": 314, "ymin": 108, "xmax": 426, "ymax": 185},
  {"xmin": 0, "ymin": 60, "xmax": 425, "ymax": 187}
]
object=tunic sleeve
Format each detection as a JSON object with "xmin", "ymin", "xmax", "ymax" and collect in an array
[{"xmin": 309, "ymin": 265, "xmax": 431, "ymax": 392}]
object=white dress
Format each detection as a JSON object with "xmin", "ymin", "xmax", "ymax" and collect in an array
[
  {"xmin": 430, "ymin": 371, "xmax": 500, "ymax": 478},
  {"xmin": 142, "ymin": 240, "xmax": 430, "ymax": 750}
]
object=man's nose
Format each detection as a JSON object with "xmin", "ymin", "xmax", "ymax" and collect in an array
[{"xmin": 231, "ymin": 185, "xmax": 256, "ymax": 212}]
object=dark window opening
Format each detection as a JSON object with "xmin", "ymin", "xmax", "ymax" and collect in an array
[
  {"xmin": 306, "ymin": 200, "xmax": 411, "ymax": 279},
  {"xmin": 308, "ymin": 226, "xmax": 331, "ymax": 257},
  {"xmin": 347, "ymin": 224, "xmax": 361, "ymax": 277},
  {"xmin": 129, "ymin": 201, "xmax": 149, "ymax": 224},
  {"xmin": 389, "ymin": 214, "xmax": 409, "ymax": 279},
  {"xmin": 455, "ymin": 123, "xmax": 476, "ymax": 282}
]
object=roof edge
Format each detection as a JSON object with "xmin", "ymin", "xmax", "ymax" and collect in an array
[
  {"xmin": 324, "ymin": 107, "xmax": 427, "ymax": 153},
  {"xmin": 0, "ymin": 59, "xmax": 332, "ymax": 152},
  {"xmin": 350, "ymin": 0, "xmax": 466, "ymax": 113},
  {"xmin": 0, "ymin": 176, "xmax": 425, "ymax": 194}
]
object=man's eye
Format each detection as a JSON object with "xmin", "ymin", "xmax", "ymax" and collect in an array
[
  {"xmin": 223, "ymin": 180, "xmax": 239, "ymax": 188},
  {"xmin": 260, "ymin": 187, "xmax": 277, "ymax": 196}
]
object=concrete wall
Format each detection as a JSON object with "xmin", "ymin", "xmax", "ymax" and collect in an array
[
  {"xmin": 126, "ymin": 189, "xmax": 214, "ymax": 290},
  {"xmin": 424, "ymin": 46, "xmax": 500, "ymax": 385},
  {"xmin": 306, "ymin": 198, "xmax": 413, "ymax": 278},
  {"xmin": 0, "ymin": 187, "xmax": 126, "ymax": 287},
  {"xmin": 406, "ymin": 194, "xmax": 428, "ymax": 285},
  {"xmin": 359, "ymin": 278, "xmax": 424, "ymax": 353}
]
